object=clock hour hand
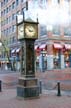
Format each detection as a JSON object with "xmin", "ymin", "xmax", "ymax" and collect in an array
[{"xmin": 29, "ymin": 29, "xmax": 33, "ymax": 32}]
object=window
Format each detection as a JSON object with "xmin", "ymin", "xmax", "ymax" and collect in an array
[
  {"xmin": 4, "ymin": 9, "xmax": 6, "ymax": 15},
  {"xmin": 6, "ymin": 0, "xmax": 8, "ymax": 3},
  {"xmin": 1, "ymin": 2, "xmax": 3, "ymax": 7},
  {"xmin": 64, "ymin": 26, "xmax": 71, "ymax": 36},
  {"xmin": 7, "ymin": 18, "xmax": 8, "ymax": 24},
  {"xmin": 4, "ymin": 0, "xmax": 6, "ymax": 5},
  {"xmin": 1, "ymin": 11, "xmax": 3, "ymax": 16},
  {"xmin": 12, "ymin": 25, "xmax": 16, "ymax": 32},
  {"xmin": 40, "ymin": 25, "xmax": 47, "ymax": 36},
  {"xmin": 12, "ymin": 37, "xmax": 15, "ymax": 43},
  {"xmin": 1, "ymin": 20, "xmax": 5, "ymax": 26},
  {"xmin": 1, "ymin": 21, "xmax": 3, "ymax": 26},
  {"xmin": 6, "ymin": 7, "xmax": 8, "ymax": 13},
  {"xmin": 9, "ymin": 5, "xmax": 11, "ymax": 11},
  {"xmin": 7, "ymin": 28, "xmax": 8, "ymax": 34},
  {"xmin": 4, "ymin": 29, "xmax": 5, "ymax": 35},
  {"xmin": 16, "ymin": 0, "xmax": 19, "ymax": 6},
  {"xmin": 21, "ymin": 0, "xmax": 23, "ymax": 2},
  {"xmin": 9, "ymin": 16, "xmax": 12, "ymax": 22},
  {"xmin": 53, "ymin": 25, "xmax": 60, "ymax": 35},
  {"xmin": 3, "ymin": 20, "xmax": 5, "ymax": 25},
  {"xmin": 4, "ymin": 19, "xmax": 6, "ymax": 25},
  {"xmin": 12, "ymin": 13, "xmax": 15, "ymax": 20},
  {"xmin": 9, "ymin": 27, "xmax": 12, "ymax": 34},
  {"xmin": 12, "ymin": 2, "xmax": 15, "ymax": 9}
]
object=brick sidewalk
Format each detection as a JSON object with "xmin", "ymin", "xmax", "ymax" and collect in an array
[
  {"xmin": 35, "ymin": 70, "xmax": 71, "ymax": 91},
  {"xmin": 0, "ymin": 89, "xmax": 71, "ymax": 108}
]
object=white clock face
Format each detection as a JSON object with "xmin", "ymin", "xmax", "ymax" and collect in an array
[
  {"xmin": 18, "ymin": 24, "xmax": 24, "ymax": 39},
  {"xmin": 25, "ymin": 25, "xmax": 36, "ymax": 37}
]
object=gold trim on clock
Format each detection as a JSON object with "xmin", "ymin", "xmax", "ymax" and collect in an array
[{"xmin": 24, "ymin": 23, "xmax": 38, "ymax": 39}]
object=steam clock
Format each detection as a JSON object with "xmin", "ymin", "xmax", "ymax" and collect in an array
[{"xmin": 16, "ymin": 16, "xmax": 39, "ymax": 98}]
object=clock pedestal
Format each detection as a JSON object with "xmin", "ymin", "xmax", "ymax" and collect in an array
[{"xmin": 17, "ymin": 40, "xmax": 40, "ymax": 98}]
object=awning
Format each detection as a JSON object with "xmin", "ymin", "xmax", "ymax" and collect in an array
[
  {"xmin": 53, "ymin": 43, "xmax": 63, "ymax": 49},
  {"xmin": 65, "ymin": 44, "xmax": 71, "ymax": 49},
  {"xmin": 11, "ymin": 49, "xmax": 16, "ymax": 53},
  {"xmin": 39, "ymin": 44, "xmax": 47, "ymax": 50},
  {"xmin": 34, "ymin": 45, "xmax": 39, "ymax": 50},
  {"xmin": 16, "ymin": 48, "xmax": 20, "ymax": 53}
]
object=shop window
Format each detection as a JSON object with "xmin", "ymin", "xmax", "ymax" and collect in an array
[
  {"xmin": 36, "ymin": 56, "xmax": 39, "ymax": 70},
  {"xmin": 64, "ymin": 51, "xmax": 70, "ymax": 68},
  {"xmin": 53, "ymin": 49, "xmax": 61, "ymax": 69}
]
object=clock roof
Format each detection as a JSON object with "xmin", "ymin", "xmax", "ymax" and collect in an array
[
  {"xmin": 25, "ymin": 18, "xmax": 34, "ymax": 22},
  {"xmin": 25, "ymin": 17, "xmax": 38, "ymax": 24}
]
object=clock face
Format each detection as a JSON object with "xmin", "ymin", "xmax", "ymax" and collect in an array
[
  {"xmin": 25, "ymin": 23, "xmax": 38, "ymax": 39},
  {"xmin": 17, "ymin": 24, "xmax": 24, "ymax": 40}
]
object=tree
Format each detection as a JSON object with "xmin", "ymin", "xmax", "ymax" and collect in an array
[{"xmin": 0, "ymin": 40, "xmax": 13, "ymax": 70}]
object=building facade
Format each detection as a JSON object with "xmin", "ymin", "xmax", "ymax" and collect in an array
[
  {"xmin": 1, "ymin": 0, "xmax": 71, "ymax": 71},
  {"xmin": 34, "ymin": 0, "xmax": 71, "ymax": 71},
  {"xmin": 1, "ymin": 0, "xmax": 27, "ymax": 70}
]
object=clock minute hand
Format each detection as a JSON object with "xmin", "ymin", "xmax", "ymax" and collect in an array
[{"xmin": 29, "ymin": 29, "xmax": 33, "ymax": 32}]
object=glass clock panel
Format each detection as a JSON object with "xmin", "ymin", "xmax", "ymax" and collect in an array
[
  {"xmin": 17, "ymin": 24, "xmax": 24, "ymax": 40},
  {"xmin": 24, "ymin": 23, "xmax": 38, "ymax": 39}
]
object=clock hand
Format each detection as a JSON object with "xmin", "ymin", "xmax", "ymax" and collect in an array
[{"xmin": 29, "ymin": 29, "xmax": 34, "ymax": 32}]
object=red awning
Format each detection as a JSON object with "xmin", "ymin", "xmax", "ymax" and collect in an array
[
  {"xmin": 16, "ymin": 48, "xmax": 20, "ymax": 53},
  {"xmin": 53, "ymin": 43, "xmax": 63, "ymax": 49},
  {"xmin": 65, "ymin": 44, "xmax": 71, "ymax": 49},
  {"xmin": 34, "ymin": 45, "xmax": 39, "ymax": 50},
  {"xmin": 40, "ymin": 44, "xmax": 47, "ymax": 50},
  {"xmin": 11, "ymin": 49, "xmax": 16, "ymax": 53}
]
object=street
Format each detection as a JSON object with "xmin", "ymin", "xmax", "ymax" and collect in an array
[
  {"xmin": 0, "ymin": 69, "xmax": 71, "ymax": 108},
  {"xmin": 0, "ymin": 69, "xmax": 20, "ymax": 89},
  {"xmin": 0, "ymin": 69, "xmax": 71, "ymax": 93},
  {"xmin": 36, "ymin": 69, "xmax": 71, "ymax": 92}
]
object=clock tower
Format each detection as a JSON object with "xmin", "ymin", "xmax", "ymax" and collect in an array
[{"xmin": 16, "ymin": 17, "xmax": 39, "ymax": 98}]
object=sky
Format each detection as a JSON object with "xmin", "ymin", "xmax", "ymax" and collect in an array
[{"xmin": 26, "ymin": 0, "xmax": 71, "ymax": 28}]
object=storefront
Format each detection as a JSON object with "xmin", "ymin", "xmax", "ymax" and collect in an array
[
  {"xmin": 64, "ymin": 44, "xmax": 71, "ymax": 68},
  {"xmin": 11, "ymin": 47, "xmax": 21, "ymax": 71},
  {"xmin": 53, "ymin": 43, "xmax": 63, "ymax": 69},
  {"xmin": 47, "ymin": 42, "xmax": 65, "ymax": 70},
  {"xmin": 35, "ymin": 42, "xmax": 71, "ymax": 71},
  {"xmin": 35, "ymin": 45, "xmax": 40, "ymax": 71},
  {"xmin": 35, "ymin": 44, "xmax": 47, "ymax": 71},
  {"xmin": 53, "ymin": 43, "xmax": 71, "ymax": 69}
]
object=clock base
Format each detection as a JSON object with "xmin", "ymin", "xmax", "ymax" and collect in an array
[{"xmin": 17, "ymin": 77, "xmax": 40, "ymax": 98}]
